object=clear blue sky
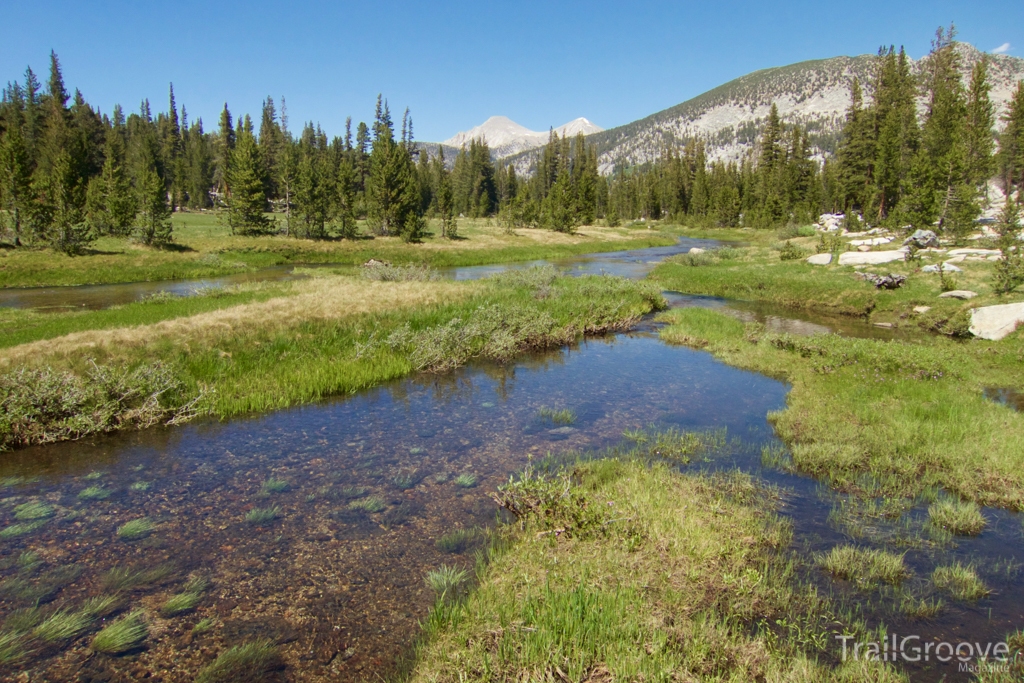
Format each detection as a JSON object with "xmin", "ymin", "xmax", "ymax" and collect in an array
[{"xmin": 1, "ymin": 0, "xmax": 1020, "ymax": 142}]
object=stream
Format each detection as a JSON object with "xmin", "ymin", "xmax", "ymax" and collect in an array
[{"xmin": 0, "ymin": 242, "xmax": 1020, "ymax": 682}]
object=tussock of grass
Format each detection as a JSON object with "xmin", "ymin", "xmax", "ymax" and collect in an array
[
  {"xmin": 194, "ymin": 638, "xmax": 283, "ymax": 683},
  {"xmin": 160, "ymin": 576, "xmax": 209, "ymax": 617},
  {"xmin": 13, "ymin": 501, "xmax": 54, "ymax": 521},
  {"xmin": 100, "ymin": 564, "xmax": 174, "ymax": 592},
  {"xmin": 191, "ymin": 617, "xmax": 215, "ymax": 635},
  {"xmin": 0, "ymin": 631, "xmax": 27, "ymax": 664},
  {"xmin": 361, "ymin": 263, "xmax": 443, "ymax": 282},
  {"xmin": 117, "ymin": 517, "xmax": 155, "ymax": 540},
  {"xmin": 347, "ymin": 496, "xmax": 385, "ymax": 513},
  {"xmin": 90, "ymin": 610, "xmax": 147, "ymax": 654},
  {"xmin": 244, "ymin": 506, "xmax": 281, "ymax": 525},
  {"xmin": 818, "ymin": 546, "xmax": 909, "ymax": 587},
  {"xmin": 898, "ymin": 593, "xmax": 944, "ymax": 620},
  {"xmin": 424, "ymin": 565, "xmax": 469, "ymax": 602},
  {"xmin": 78, "ymin": 486, "xmax": 111, "ymax": 500},
  {"xmin": 537, "ymin": 406, "xmax": 576, "ymax": 425},
  {"xmin": 259, "ymin": 478, "xmax": 289, "ymax": 494},
  {"xmin": 435, "ymin": 528, "xmax": 485, "ymax": 554},
  {"xmin": 409, "ymin": 455, "xmax": 891, "ymax": 681},
  {"xmin": 129, "ymin": 480, "xmax": 152, "ymax": 491},
  {"xmin": 32, "ymin": 608, "xmax": 93, "ymax": 642},
  {"xmin": 453, "ymin": 473, "xmax": 477, "ymax": 489},
  {"xmin": 0, "ymin": 520, "xmax": 47, "ymax": 538},
  {"xmin": 932, "ymin": 562, "xmax": 990, "ymax": 601},
  {"xmin": 80, "ymin": 594, "xmax": 123, "ymax": 618},
  {"xmin": 927, "ymin": 498, "xmax": 986, "ymax": 535}
]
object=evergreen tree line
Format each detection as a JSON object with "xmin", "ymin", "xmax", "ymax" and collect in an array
[{"xmin": 0, "ymin": 52, "xmax": 429, "ymax": 252}]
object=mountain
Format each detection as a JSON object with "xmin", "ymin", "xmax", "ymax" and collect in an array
[
  {"xmin": 504, "ymin": 43, "xmax": 1024, "ymax": 176},
  {"xmin": 442, "ymin": 116, "xmax": 602, "ymax": 158}
]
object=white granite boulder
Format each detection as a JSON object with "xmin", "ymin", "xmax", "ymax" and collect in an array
[
  {"xmin": 838, "ymin": 249, "xmax": 908, "ymax": 266},
  {"xmin": 806, "ymin": 253, "xmax": 832, "ymax": 265},
  {"xmin": 969, "ymin": 302, "xmax": 1024, "ymax": 341},
  {"xmin": 922, "ymin": 264, "xmax": 962, "ymax": 273},
  {"xmin": 903, "ymin": 229, "xmax": 940, "ymax": 249},
  {"xmin": 939, "ymin": 290, "xmax": 978, "ymax": 300}
]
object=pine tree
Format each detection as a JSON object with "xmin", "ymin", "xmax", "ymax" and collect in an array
[
  {"xmin": 225, "ymin": 121, "xmax": 273, "ymax": 235},
  {"xmin": 871, "ymin": 47, "xmax": 919, "ymax": 222},
  {"xmin": 0, "ymin": 109, "xmax": 32, "ymax": 245},
  {"xmin": 46, "ymin": 148, "xmax": 93, "ymax": 254},
  {"xmin": 86, "ymin": 121, "xmax": 136, "ymax": 235},
  {"xmin": 214, "ymin": 104, "xmax": 235, "ymax": 196},
  {"xmin": 293, "ymin": 144, "xmax": 333, "ymax": 240},
  {"xmin": 836, "ymin": 78, "xmax": 875, "ymax": 214},
  {"xmin": 434, "ymin": 148, "xmax": 456, "ymax": 238},
  {"xmin": 992, "ymin": 194, "xmax": 1023, "ymax": 293},
  {"xmin": 135, "ymin": 162, "xmax": 173, "ymax": 245},
  {"xmin": 335, "ymin": 155, "xmax": 357, "ymax": 238},
  {"xmin": 998, "ymin": 81, "xmax": 1024, "ymax": 195},
  {"xmin": 964, "ymin": 57, "xmax": 995, "ymax": 191},
  {"xmin": 366, "ymin": 96, "xmax": 422, "ymax": 240}
]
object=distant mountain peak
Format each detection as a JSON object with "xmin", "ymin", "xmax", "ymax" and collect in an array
[{"xmin": 442, "ymin": 116, "xmax": 604, "ymax": 158}]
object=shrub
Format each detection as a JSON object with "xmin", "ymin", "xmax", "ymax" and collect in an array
[{"xmin": 778, "ymin": 241, "xmax": 807, "ymax": 261}]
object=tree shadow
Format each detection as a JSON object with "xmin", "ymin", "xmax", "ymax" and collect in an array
[{"xmin": 157, "ymin": 243, "xmax": 196, "ymax": 253}]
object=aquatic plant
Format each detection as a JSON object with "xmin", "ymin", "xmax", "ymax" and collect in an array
[
  {"xmin": 91, "ymin": 610, "xmax": 148, "ymax": 654},
  {"xmin": 100, "ymin": 564, "xmax": 174, "ymax": 591},
  {"xmin": 454, "ymin": 473, "xmax": 477, "ymax": 489},
  {"xmin": 435, "ymin": 528, "xmax": 484, "ymax": 554},
  {"xmin": 927, "ymin": 498, "xmax": 986, "ymax": 535},
  {"xmin": 130, "ymin": 481, "xmax": 152, "ymax": 491},
  {"xmin": 194, "ymin": 638, "xmax": 282, "ymax": 683},
  {"xmin": 347, "ymin": 496, "xmax": 385, "ymax": 513},
  {"xmin": 80, "ymin": 594, "xmax": 123, "ymax": 618},
  {"xmin": 759, "ymin": 443, "xmax": 793, "ymax": 470},
  {"xmin": 425, "ymin": 565, "xmax": 469, "ymax": 602},
  {"xmin": 117, "ymin": 517, "xmax": 156, "ymax": 540},
  {"xmin": 160, "ymin": 577, "xmax": 209, "ymax": 617},
  {"xmin": 244, "ymin": 506, "xmax": 281, "ymax": 525},
  {"xmin": 932, "ymin": 562, "xmax": 990, "ymax": 601},
  {"xmin": 0, "ymin": 477, "xmax": 25, "ymax": 488},
  {"xmin": 361, "ymin": 263, "xmax": 443, "ymax": 282},
  {"xmin": 78, "ymin": 486, "xmax": 110, "ymax": 501},
  {"xmin": 898, "ymin": 593, "xmax": 944, "ymax": 620},
  {"xmin": 84, "ymin": 471, "xmax": 104, "ymax": 480},
  {"xmin": 32, "ymin": 608, "xmax": 93, "ymax": 642},
  {"xmin": 3, "ymin": 606, "xmax": 42, "ymax": 632},
  {"xmin": 537, "ymin": 406, "xmax": 576, "ymax": 425},
  {"xmin": 0, "ymin": 520, "xmax": 47, "ymax": 539},
  {"xmin": 817, "ymin": 546, "xmax": 908, "ymax": 587},
  {"xmin": 16, "ymin": 551, "xmax": 41, "ymax": 571},
  {"xmin": 13, "ymin": 501, "xmax": 54, "ymax": 521},
  {"xmin": 0, "ymin": 631, "xmax": 26, "ymax": 664},
  {"xmin": 259, "ymin": 478, "xmax": 289, "ymax": 494},
  {"xmin": 338, "ymin": 486, "xmax": 367, "ymax": 500},
  {"xmin": 621, "ymin": 428, "xmax": 648, "ymax": 444},
  {"xmin": 392, "ymin": 471, "xmax": 423, "ymax": 490},
  {"xmin": 191, "ymin": 618, "xmax": 215, "ymax": 635}
]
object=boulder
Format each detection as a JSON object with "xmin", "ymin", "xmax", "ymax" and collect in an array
[
  {"xmin": 969, "ymin": 302, "xmax": 1024, "ymax": 341},
  {"xmin": 939, "ymin": 290, "xmax": 978, "ymax": 300},
  {"xmin": 913, "ymin": 306, "xmax": 932, "ymax": 314},
  {"xmin": 903, "ymin": 229, "xmax": 940, "ymax": 249},
  {"xmin": 857, "ymin": 245, "xmax": 871, "ymax": 252},
  {"xmin": 806, "ymin": 253, "xmax": 832, "ymax": 265},
  {"xmin": 861, "ymin": 273, "xmax": 906, "ymax": 289},
  {"xmin": 838, "ymin": 249, "xmax": 908, "ymax": 266},
  {"xmin": 688, "ymin": 247, "xmax": 705, "ymax": 254},
  {"xmin": 850, "ymin": 237, "xmax": 893, "ymax": 246},
  {"xmin": 921, "ymin": 264, "xmax": 962, "ymax": 273},
  {"xmin": 945, "ymin": 255, "xmax": 966, "ymax": 264},
  {"xmin": 947, "ymin": 248, "xmax": 1001, "ymax": 256}
]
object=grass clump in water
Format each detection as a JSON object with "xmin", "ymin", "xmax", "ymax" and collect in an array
[
  {"xmin": 117, "ymin": 517, "xmax": 155, "ymax": 540},
  {"xmin": 130, "ymin": 481, "xmax": 151, "ymax": 491},
  {"xmin": 160, "ymin": 577, "xmax": 209, "ymax": 617},
  {"xmin": 192, "ymin": 617, "xmax": 215, "ymax": 635},
  {"xmin": 435, "ymin": 528, "xmax": 484, "ymax": 554},
  {"xmin": 90, "ymin": 610, "xmax": 147, "ymax": 654},
  {"xmin": 244, "ymin": 506, "xmax": 281, "ymax": 525},
  {"xmin": 818, "ymin": 546, "xmax": 908, "ymax": 587},
  {"xmin": 425, "ymin": 565, "xmax": 469, "ymax": 602},
  {"xmin": 927, "ymin": 498, "xmax": 986, "ymax": 535},
  {"xmin": 195, "ymin": 638, "xmax": 283, "ymax": 683},
  {"xmin": 32, "ymin": 608, "xmax": 93, "ymax": 642},
  {"xmin": 80, "ymin": 594, "xmax": 123, "ymax": 618},
  {"xmin": 259, "ymin": 478, "xmax": 289, "ymax": 495},
  {"xmin": 13, "ymin": 501, "xmax": 54, "ymax": 521},
  {"xmin": 898, "ymin": 593, "xmax": 944, "ymax": 620},
  {"xmin": 0, "ymin": 520, "xmax": 47, "ymax": 538},
  {"xmin": 338, "ymin": 485, "xmax": 367, "ymax": 499},
  {"xmin": 453, "ymin": 473, "xmax": 477, "ymax": 489},
  {"xmin": 347, "ymin": 496, "xmax": 385, "ymax": 513},
  {"xmin": 537, "ymin": 406, "xmax": 576, "ymax": 425},
  {"xmin": 100, "ymin": 563, "xmax": 175, "ymax": 592},
  {"xmin": 932, "ymin": 562, "xmax": 990, "ymax": 601},
  {"xmin": 78, "ymin": 485, "xmax": 110, "ymax": 501},
  {"xmin": 0, "ymin": 630, "xmax": 27, "ymax": 664}
]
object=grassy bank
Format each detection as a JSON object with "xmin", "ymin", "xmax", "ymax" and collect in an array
[
  {"xmin": 657, "ymin": 307, "xmax": 1024, "ymax": 509},
  {"xmin": 652, "ymin": 228, "xmax": 1020, "ymax": 332},
  {"xmin": 0, "ymin": 269, "xmax": 664, "ymax": 449},
  {"xmin": 407, "ymin": 454, "xmax": 903, "ymax": 682},
  {"xmin": 0, "ymin": 213, "xmax": 677, "ymax": 288}
]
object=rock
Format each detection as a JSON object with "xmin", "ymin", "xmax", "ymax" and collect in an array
[
  {"xmin": 969, "ymin": 302, "xmax": 1024, "ymax": 341},
  {"xmin": 913, "ymin": 306, "xmax": 932, "ymax": 314},
  {"xmin": 850, "ymin": 237, "xmax": 893, "ymax": 246},
  {"xmin": 939, "ymin": 290, "xmax": 978, "ymax": 300},
  {"xmin": 874, "ymin": 322, "xmax": 894, "ymax": 328},
  {"xmin": 857, "ymin": 245, "xmax": 871, "ymax": 252},
  {"xmin": 806, "ymin": 253, "xmax": 832, "ymax": 265},
  {"xmin": 688, "ymin": 247, "xmax": 705, "ymax": 254},
  {"xmin": 945, "ymin": 255, "xmax": 966, "ymax": 264},
  {"xmin": 818, "ymin": 213, "xmax": 844, "ymax": 232},
  {"xmin": 947, "ymin": 248, "xmax": 1001, "ymax": 256},
  {"xmin": 903, "ymin": 229, "xmax": 940, "ymax": 249},
  {"xmin": 363, "ymin": 258, "xmax": 391, "ymax": 267},
  {"xmin": 922, "ymin": 264, "xmax": 962, "ymax": 273},
  {"xmin": 838, "ymin": 249, "xmax": 908, "ymax": 266},
  {"xmin": 987, "ymin": 255, "xmax": 1001, "ymax": 261},
  {"xmin": 862, "ymin": 273, "xmax": 907, "ymax": 289}
]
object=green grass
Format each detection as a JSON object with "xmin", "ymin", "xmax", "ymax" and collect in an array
[
  {"xmin": 78, "ymin": 486, "xmax": 111, "ymax": 501},
  {"xmin": 932, "ymin": 562, "xmax": 990, "ymax": 601},
  {"xmin": 927, "ymin": 498, "xmax": 987, "ymax": 535},
  {"xmin": 347, "ymin": 496, "xmax": 385, "ymax": 513},
  {"xmin": 0, "ymin": 213, "xmax": 677, "ymax": 289},
  {"xmin": 194, "ymin": 638, "xmax": 282, "ymax": 683},
  {"xmin": 259, "ymin": 478, "xmax": 289, "ymax": 494},
  {"xmin": 435, "ymin": 528, "xmax": 485, "ymax": 554},
  {"xmin": 424, "ymin": 565, "xmax": 469, "ymax": 602},
  {"xmin": 817, "ymin": 546, "xmax": 909, "ymax": 587},
  {"xmin": 32, "ymin": 608, "xmax": 93, "ymax": 642},
  {"xmin": 0, "ymin": 630, "xmax": 27, "ymax": 664},
  {"xmin": 409, "ymin": 455, "xmax": 901, "ymax": 682},
  {"xmin": 117, "ymin": 517, "xmax": 156, "ymax": 540},
  {"xmin": 100, "ymin": 564, "xmax": 175, "ymax": 592},
  {"xmin": 80, "ymin": 594, "xmax": 123, "ymax": 618},
  {"xmin": 160, "ymin": 576, "xmax": 209, "ymax": 616},
  {"xmin": 898, "ymin": 593, "xmax": 945, "ymax": 620},
  {"xmin": 12, "ymin": 501, "xmax": 54, "ymax": 520},
  {"xmin": 0, "ymin": 520, "xmax": 47, "ymax": 538},
  {"xmin": 657, "ymin": 306, "xmax": 1024, "ymax": 510},
  {"xmin": 191, "ymin": 617, "xmax": 215, "ymax": 635},
  {"xmin": 90, "ymin": 610, "xmax": 148, "ymax": 654},
  {"xmin": 537, "ymin": 406, "xmax": 577, "ymax": 425},
  {"xmin": 130, "ymin": 481, "xmax": 151, "ymax": 491},
  {"xmin": 453, "ymin": 473, "xmax": 477, "ymax": 489},
  {"xmin": 244, "ymin": 506, "xmax": 281, "ymax": 525}
]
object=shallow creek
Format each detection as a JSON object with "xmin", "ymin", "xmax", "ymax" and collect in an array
[{"xmin": 0, "ymin": 243, "xmax": 1020, "ymax": 682}]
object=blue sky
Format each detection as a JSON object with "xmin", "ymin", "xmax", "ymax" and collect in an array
[{"xmin": 1, "ymin": 0, "xmax": 1020, "ymax": 142}]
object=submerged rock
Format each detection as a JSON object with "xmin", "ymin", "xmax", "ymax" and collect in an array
[
  {"xmin": 903, "ymin": 229, "xmax": 940, "ymax": 249},
  {"xmin": 969, "ymin": 302, "xmax": 1024, "ymax": 341},
  {"xmin": 806, "ymin": 253, "xmax": 832, "ymax": 265},
  {"xmin": 939, "ymin": 290, "xmax": 978, "ymax": 300}
]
